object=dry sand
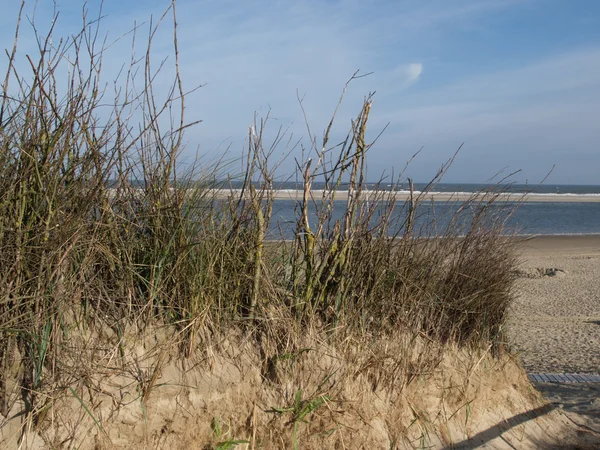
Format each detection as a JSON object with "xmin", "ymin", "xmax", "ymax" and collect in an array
[
  {"xmin": 510, "ymin": 235, "xmax": 600, "ymax": 373},
  {"xmin": 509, "ymin": 235, "xmax": 600, "ymax": 440}
]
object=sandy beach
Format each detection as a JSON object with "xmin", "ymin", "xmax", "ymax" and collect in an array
[
  {"xmin": 509, "ymin": 235, "xmax": 600, "ymax": 437},
  {"xmin": 510, "ymin": 235, "xmax": 600, "ymax": 373}
]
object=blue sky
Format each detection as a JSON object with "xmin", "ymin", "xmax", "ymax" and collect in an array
[{"xmin": 2, "ymin": 0, "xmax": 599, "ymax": 184}]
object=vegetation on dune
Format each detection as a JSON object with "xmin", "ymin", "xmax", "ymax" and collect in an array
[{"xmin": 0, "ymin": 2, "xmax": 521, "ymax": 447}]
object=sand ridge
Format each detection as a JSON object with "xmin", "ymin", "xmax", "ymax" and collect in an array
[{"xmin": 210, "ymin": 188, "xmax": 600, "ymax": 203}]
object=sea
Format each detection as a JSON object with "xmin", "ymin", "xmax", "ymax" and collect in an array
[{"xmin": 255, "ymin": 183, "xmax": 600, "ymax": 239}]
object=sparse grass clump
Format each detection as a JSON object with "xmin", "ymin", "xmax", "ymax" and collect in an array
[{"xmin": 0, "ymin": 3, "xmax": 521, "ymax": 447}]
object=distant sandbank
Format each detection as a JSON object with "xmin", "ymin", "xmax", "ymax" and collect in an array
[{"xmin": 211, "ymin": 189, "xmax": 600, "ymax": 203}]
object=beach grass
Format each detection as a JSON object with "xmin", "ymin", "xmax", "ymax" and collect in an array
[{"xmin": 0, "ymin": 4, "xmax": 526, "ymax": 447}]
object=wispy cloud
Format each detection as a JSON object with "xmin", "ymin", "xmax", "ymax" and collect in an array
[{"xmin": 404, "ymin": 63, "xmax": 423, "ymax": 85}]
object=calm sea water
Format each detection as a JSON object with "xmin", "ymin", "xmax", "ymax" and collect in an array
[{"xmin": 261, "ymin": 183, "xmax": 600, "ymax": 238}]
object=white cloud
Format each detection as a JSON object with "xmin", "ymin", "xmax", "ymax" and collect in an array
[{"xmin": 405, "ymin": 63, "xmax": 423, "ymax": 84}]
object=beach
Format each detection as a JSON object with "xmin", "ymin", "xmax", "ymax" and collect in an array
[
  {"xmin": 509, "ymin": 235, "xmax": 600, "ymax": 435},
  {"xmin": 510, "ymin": 235, "xmax": 600, "ymax": 373}
]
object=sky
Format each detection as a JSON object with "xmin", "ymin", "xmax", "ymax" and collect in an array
[{"xmin": 1, "ymin": 0, "xmax": 599, "ymax": 184}]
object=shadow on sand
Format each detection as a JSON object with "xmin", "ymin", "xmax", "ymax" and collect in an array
[
  {"xmin": 444, "ymin": 382, "xmax": 600, "ymax": 449},
  {"xmin": 442, "ymin": 404, "xmax": 556, "ymax": 449},
  {"xmin": 534, "ymin": 382, "xmax": 600, "ymax": 423}
]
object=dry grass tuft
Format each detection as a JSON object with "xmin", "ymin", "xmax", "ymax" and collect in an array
[{"xmin": 0, "ymin": 3, "xmax": 528, "ymax": 448}]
